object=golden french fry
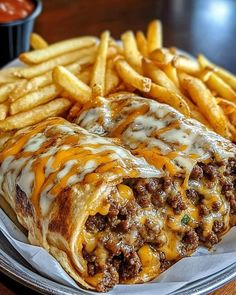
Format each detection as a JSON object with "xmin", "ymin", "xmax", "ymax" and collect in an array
[
  {"xmin": 115, "ymin": 59, "xmax": 151, "ymax": 92},
  {"xmin": 198, "ymin": 68, "xmax": 215, "ymax": 82},
  {"xmin": 0, "ymin": 80, "xmax": 26, "ymax": 103},
  {"xmin": 20, "ymin": 36, "xmax": 97, "ymax": 64},
  {"xmin": 90, "ymin": 31, "xmax": 110, "ymax": 97},
  {"xmin": 15, "ymin": 46, "xmax": 97, "ymax": 79},
  {"xmin": 136, "ymin": 31, "xmax": 148, "ymax": 57},
  {"xmin": 142, "ymin": 58, "xmax": 202, "ymax": 120},
  {"xmin": 30, "ymin": 33, "xmax": 48, "ymax": 49},
  {"xmin": 0, "ymin": 103, "xmax": 8, "ymax": 120},
  {"xmin": 147, "ymin": 82, "xmax": 190, "ymax": 117},
  {"xmin": 9, "ymin": 72, "xmax": 52, "ymax": 103},
  {"xmin": 198, "ymin": 54, "xmax": 236, "ymax": 91},
  {"xmin": 105, "ymin": 59, "xmax": 120, "ymax": 95},
  {"xmin": 121, "ymin": 31, "xmax": 143, "ymax": 73},
  {"xmin": 10, "ymin": 84, "xmax": 60, "ymax": 115},
  {"xmin": 147, "ymin": 19, "xmax": 163, "ymax": 52},
  {"xmin": 76, "ymin": 68, "xmax": 92, "ymax": 85},
  {"xmin": 216, "ymin": 97, "xmax": 236, "ymax": 126},
  {"xmin": 0, "ymin": 67, "xmax": 20, "ymax": 84},
  {"xmin": 142, "ymin": 58, "xmax": 182, "ymax": 95},
  {"xmin": 109, "ymin": 38, "xmax": 124, "ymax": 55},
  {"xmin": 216, "ymin": 97, "xmax": 236, "ymax": 115},
  {"xmin": 226, "ymin": 120, "xmax": 236, "ymax": 141},
  {"xmin": 172, "ymin": 56, "xmax": 201, "ymax": 74},
  {"xmin": 149, "ymin": 48, "xmax": 174, "ymax": 64},
  {"xmin": 0, "ymin": 98, "xmax": 71, "ymax": 131},
  {"xmin": 9, "ymin": 62, "xmax": 81, "ymax": 103},
  {"xmin": 190, "ymin": 109, "xmax": 212, "ymax": 129},
  {"xmin": 180, "ymin": 73, "xmax": 230, "ymax": 137},
  {"xmin": 53, "ymin": 66, "xmax": 91, "ymax": 103},
  {"xmin": 161, "ymin": 63, "xmax": 180, "ymax": 88},
  {"xmin": 205, "ymin": 73, "xmax": 236, "ymax": 103}
]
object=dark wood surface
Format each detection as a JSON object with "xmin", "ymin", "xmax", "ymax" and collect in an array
[{"xmin": 1, "ymin": 0, "xmax": 236, "ymax": 294}]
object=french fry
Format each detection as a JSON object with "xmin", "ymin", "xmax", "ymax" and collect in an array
[
  {"xmin": 20, "ymin": 36, "xmax": 97, "ymax": 64},
  {"xmin": 142, "ymin": 59, "xmax": 202, "ymax": 119},
  {"xmin": 150, "ymin": 48, "xmax": 174, "ymax": 64},
  {"xmin": 90, "ymin": 31, "xmax": 110, "ymax": 97},
  {"xmin": 198, "ymin": 68, "xmax": 215, "ymax": 82},
  {"xmin": 122, "ymin": 31, "xmax": 143, "ymax": 73},
  {"xmin": 205, "ymin": 73, "xmax": 236, "ymax": 103},
  {"xmin": 105, "ymin": 59, "xmax": 120, "ymax": 95},
  {"xmin": 53, "ymin": 66, "xmax": 91, "ymax": 103},
  {"xmin": 172, "ymin": 56, "xmax": 201, "ymax": 74},
  {"xmin": 180, "ymin": 73, "xmax": 230, "ymax": 137},
  {"xmin": 0, "ymin": 103, "xmax": 8, "ymax": 120},
  {"xmin": 115, "ymin": 59, "xmax": 151, "ymax": 92},
  {"xmin": 76, "ymin": 67, "xmax": 92, "ymax": 85},
  {"xmin": 109, "ymin": 38, "xmax": 124, "ymax": 56},
  {"xmin": 142, "ymin": 58, "xmax": 182, "ymax": 95},
  {"xmin": 190, "ymin": 109, "xmax": 212, "ymax": 129},
  {"xmin": 147, "ymin": 19, "xmax": 163, "ymax": 52},
  {"xmin": 216, "ymin": 97, "xmax": 236, "ymax": 126},
  {"xmin": 9, "ymin": 72, "xmax": 52, "ymax": 103},
  {"xmin": 198, "ymin": 54, "xmax": 236, "ymax": 91},
  {"xmin": 10, "ymin": 84, "xmax": 60, "ymax": 115},
  {"xmin": 15, "ymin": 46, "xmax": 97, "ymax": 79},
  {"xmin": 0, "ymin": 80, "xmax": 26, "ymax": 103},
  {"xmin": 0, "ymin": 98, "xmax": 71, "ymax": 131},
  {"xmin": 136, "ymin": 31, "xmax": 148, "ymax": 57},
  {"xmin": 147, "ymin": 63, "xmax": 211, "ymax": 126},
  {"xmin": 30, "ymin": 33, "xmax": 48, "ymax": 49},
  {"xmin": 147, "ymin": 82, "xmax": 190, "ymax": 117},
  {"xmin": 161, "ymin": 63, "xmax": 180, "ymax": 88},
  {"xmin": 228, "ymin": 123, "xmax": 236, "ymax": 142},
  {"xmin": 0, "ymin": 67, "xmax": 20, "ymax": 84},
  {"xmin": 0, "ymin": 20, "xmax": 234, "ymax": 142},
  {"xmin": 9, "ymin": 62, "xmax": 81, "ymax": 102}
]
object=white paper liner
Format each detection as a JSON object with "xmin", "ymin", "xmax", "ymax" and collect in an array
[{"xmin": 1, "ymin": 209, "xmax": 236, "ymax": 294}]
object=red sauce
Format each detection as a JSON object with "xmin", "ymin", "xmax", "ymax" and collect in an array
[{"xmin": 0, "ymin": 0, "xmax": 35, "ymax": 23}]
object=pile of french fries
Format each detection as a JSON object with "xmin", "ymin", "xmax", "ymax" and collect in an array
[{"xmin": 0, "ymin": 20, "xmax": 236, "ymax": 141}]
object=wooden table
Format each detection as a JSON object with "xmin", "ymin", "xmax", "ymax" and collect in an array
[{"xmin": 1, "ymin": 0, "xmax": 236, "ymax": 294}]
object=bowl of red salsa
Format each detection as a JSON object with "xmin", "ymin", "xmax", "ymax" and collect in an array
[{"xmin": 0, "ymin": 0, "xmax": 42, "ymax": 67}]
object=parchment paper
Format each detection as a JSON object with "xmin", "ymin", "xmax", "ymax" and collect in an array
[{"xmin": 1, "ymin": 209, "xmax": 236, "ymax": 295}]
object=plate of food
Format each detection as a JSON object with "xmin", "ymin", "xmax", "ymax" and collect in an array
[{"xmin": 0, "ymin": 20, "xmax": 236, "ymax": 295}]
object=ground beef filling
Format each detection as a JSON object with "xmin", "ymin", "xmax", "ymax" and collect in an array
[
  {"xmin": 124, "ymin": 177, "xmax": 186, "ymax": 213},
  {"xmin": 83, "ymin": 157, "xmax": 236, "ymax": 290},
  {"xmin": 84, "ymin": 198, "xmax": 143, "ymax": 290},
  {"xmin": 188, "ymin": 158, "xmax": 236, "ymax": 246}
]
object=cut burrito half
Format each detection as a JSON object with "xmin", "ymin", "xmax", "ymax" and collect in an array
[
  {"xmin": 69, "ymin": 93, "xmax": 236, "ymax": 250},
  {"xmin": 0, "ymin": 117, "xmax": 204, "ymax": 292}
]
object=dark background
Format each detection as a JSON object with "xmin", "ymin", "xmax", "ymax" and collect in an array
[
  {"xmin": 34, "ymin": 0, "xmax": 236, "ymax": 73},
  {"xmin": 1, "ymin": 0, "xmax": 236, "ymax": 294}
]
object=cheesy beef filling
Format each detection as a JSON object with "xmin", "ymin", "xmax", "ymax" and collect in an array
[{"xmin": 80, "ymin": 157, "xmax": 235, "ymax": 292}]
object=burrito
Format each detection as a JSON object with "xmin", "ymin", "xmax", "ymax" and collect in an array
[
  {"xmin": 0, "ymin": 117, "xmax": 203, "ymax": 291},
  {"xmin": 69, "ymin": 93, "xmax": 236, "ymax": 249}
]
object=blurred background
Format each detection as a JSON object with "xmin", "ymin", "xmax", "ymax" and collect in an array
[{"xmin": 35, "ymin": 0, "xmax": 236, "ymax": 73}]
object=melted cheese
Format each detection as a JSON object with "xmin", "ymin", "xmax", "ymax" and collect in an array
[
  {"xmin": 77, "ymin": 95, "xmax": 236, "ymax": 176},
  {"xmin": 0, "ymin": 118, "xmax": 161, "ymax": 220}
]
